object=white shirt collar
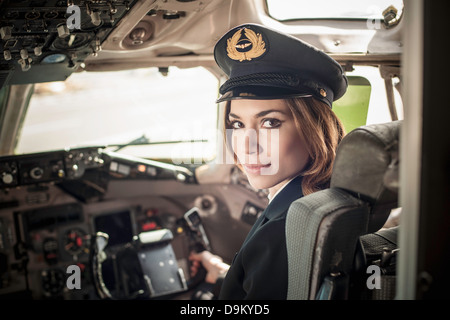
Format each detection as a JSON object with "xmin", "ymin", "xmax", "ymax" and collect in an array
[{"xmin": 267, "ymin": 176, "xmax": 298, "ymax": 204}]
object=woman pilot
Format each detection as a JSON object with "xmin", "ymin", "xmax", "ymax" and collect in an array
[{"xmin": 190, "ymin": 23, "xmax": 348, "ymax": 300}]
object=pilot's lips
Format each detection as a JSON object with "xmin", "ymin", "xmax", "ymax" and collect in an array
[{"xmin": 244, "ymin": 164, "xmax": 271, "ymax": 173}]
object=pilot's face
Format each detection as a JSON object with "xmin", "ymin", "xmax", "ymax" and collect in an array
[{"xmin": 228, "ymin": 99, "xmax": 309, "ymax": 197}]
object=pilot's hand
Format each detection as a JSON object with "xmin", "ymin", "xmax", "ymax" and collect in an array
[{"xmin": 189, "ymin": 250, "xmax": 230, "ymax": 284}]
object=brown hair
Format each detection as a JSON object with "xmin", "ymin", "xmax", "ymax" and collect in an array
[{"xmin": 224, "ymin": 97, "xmax": 345, "ymax": 196}]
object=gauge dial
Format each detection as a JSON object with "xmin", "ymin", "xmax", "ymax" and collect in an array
[
  {"xmin": 42, "ymin": 237, "xmax": 58, "ymax": 265},
  {"xmin": 63, "ymin": 228, "xmax": 87, "ymax": 256},
  {"xmin": 41, "ymin": 268, "xmax": 65, "ymax": 297}
]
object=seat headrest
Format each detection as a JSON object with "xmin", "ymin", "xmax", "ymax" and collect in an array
[{"xmin": 330, "ymin": 121, "xmax": 401, "ymax": 232}]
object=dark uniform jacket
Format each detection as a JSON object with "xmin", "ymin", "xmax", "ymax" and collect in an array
[{"xmin": 218, "ymin": 175, "xmax": 304, "ymax": 299}]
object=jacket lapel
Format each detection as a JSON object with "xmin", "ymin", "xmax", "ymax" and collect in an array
[{"xmin": 241, "ymin": 175, "xmax": 304, "ymax": 247}]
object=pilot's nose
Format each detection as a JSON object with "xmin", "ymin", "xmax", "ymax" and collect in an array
[{"xmin": 244, "ymin": 129, "xmax": 261, "ymax": 155}]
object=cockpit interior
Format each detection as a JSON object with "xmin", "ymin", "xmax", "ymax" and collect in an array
[{"xmin": 0, "ymin": 0, "xmax": 448, "ymax": 306}]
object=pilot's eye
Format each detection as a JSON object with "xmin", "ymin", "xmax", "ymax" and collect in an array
[
  {"xmin": 262, "ymin": 119, "xmax": 282, "ymax": 129},
  {"xmin": 230, "ymin": 120, "xmax": 243, "ymax": 129}
]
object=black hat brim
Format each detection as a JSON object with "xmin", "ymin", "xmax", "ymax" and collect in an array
[{"xmin": 216, "ymin": 85, "xmax": 313, "ymax": 103}]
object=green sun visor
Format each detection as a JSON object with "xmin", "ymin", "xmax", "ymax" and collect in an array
[{"xmin": 333, "ymin": 76, "xmax": 371, "ymax": 133}]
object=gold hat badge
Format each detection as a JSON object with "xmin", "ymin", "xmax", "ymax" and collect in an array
[{"xmin": 227, "ymin": 27, "xmax": 266, "ymax": 62}]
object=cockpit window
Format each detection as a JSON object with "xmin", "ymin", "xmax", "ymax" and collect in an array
[
  {"xmin": 266, "ymin": 0, "xmax": 403, "ymax": 21},
  {"xmin": 15, "ymin": 67, "xmax": 219, "ymax": 163}
]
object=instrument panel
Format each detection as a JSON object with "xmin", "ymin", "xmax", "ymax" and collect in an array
[
  {"xmin": 0, "ymin": 146, "xmax": 203, "ymax": 299},
  {"xmin": 1, "ymin": 198, "xmax": 201, "ymax": 299},
  {"xmin": 0, "ymin": 0, "xmax": 139, "ymax": 89},
  {"xmin": 0, "ymin": 146, "xmax": 264, "ymax": 300},
  {"xmin": 0, "ymin": 146, "xmax": 193, "ymax": 190},
  {"xmin": 0, "ymin": 147, "xmax": 104, "ymax": 189}
]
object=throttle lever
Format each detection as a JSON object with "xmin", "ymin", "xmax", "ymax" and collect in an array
[{"xmin": 184, "ymin": 207, "xmax": 211, "ymax": 251}]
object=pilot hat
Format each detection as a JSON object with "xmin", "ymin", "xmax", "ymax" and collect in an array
[{"xmin": 214, "ymin": 23, "xmax": 348, "ymax": 107}]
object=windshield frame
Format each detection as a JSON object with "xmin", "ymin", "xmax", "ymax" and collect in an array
[{"xmin": 264, "ymin": 0, "xmax": 404, "ymax": 22}]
